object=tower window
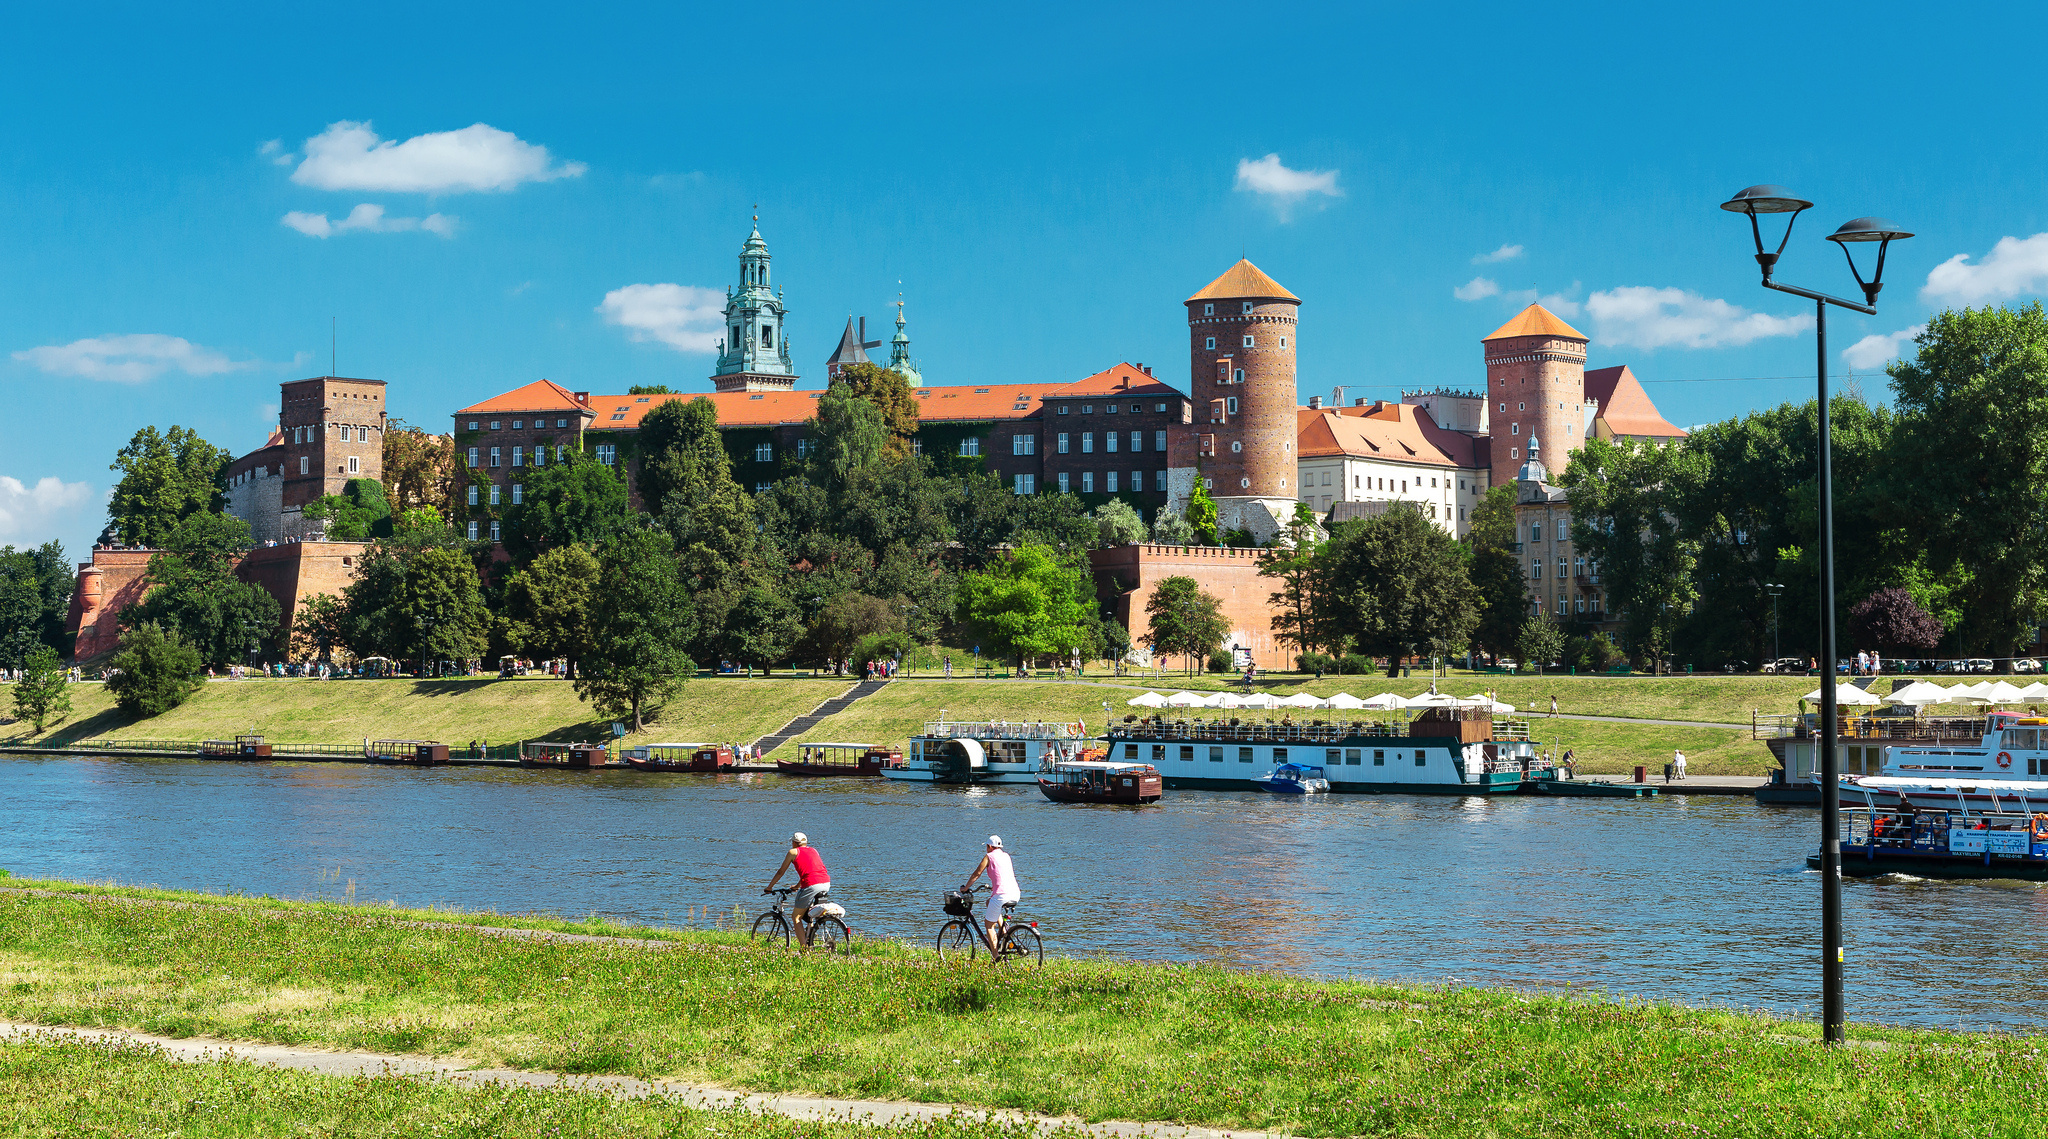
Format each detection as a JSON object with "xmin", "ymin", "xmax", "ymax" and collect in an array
[
  {"xmin": 1234, "ymin": 369, "xmax": 1245, "ymax": 383},
  {"xmin": 1512, "ymin": 448, "xmax": 1519, "ymax": 459},
  {"xmin": 1057, "ymin": 433, "xmax": 1070, "ymax": 453},
  {"xmin": 1512, "ymin": 424, "xmax": 1519, "ymax": 435},
  {"xmin": 1206, "ymin": 337, "xmax": 1216, "ymax": 350},
  {"xmin": 762, "ymin": 325, "xmax": 774, "ymax": 347},
  {"xmin": 1231, "ymin": 441, "xmax": 1242, "ymax": 453},
  {"xmin": 1279, "ymin": 337, "xmax": 1287, "ymax": 348},
  {"xmin": 1243, "ymin": 336, "xmax": 1254, "ymax": 348},
  {"xmin": 1242, "ymin": 302, "xmax": 1253, "ymax": 314},
  {"xmin": 1203, "ymin": 303, "xmax": 1214, "ymax": 315},
  {"xmin": 1226, "ymin": 397, "xmax": 1238, "ymax": 414},
  {"xmin": 1518, "ymin": 402, "xmax": 1525, "ymax": 411}
]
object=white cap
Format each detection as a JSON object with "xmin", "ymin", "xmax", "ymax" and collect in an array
[
  {"xmin": 792, "ymin": 832, "xmax": 808, "ymax": 845},
  {"xmin": 987, "ymin": 835, "xmax": 1003, "ymax": 849}
]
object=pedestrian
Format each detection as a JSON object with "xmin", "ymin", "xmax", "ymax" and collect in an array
[
  {"xmin": 1550, "ymin": 694, "xmax": 1559, "ymax": 718},
  {"xmin": 1673, "ymin": 748, "xmax": 1687, "ymax": 781},
  {"xmin": 1560, "ymin": 747, "xmax": 1576, "ymax": 778},
  {"xmin": 944, "ymin": 656, "xmax": 952, "ymax": 678}
]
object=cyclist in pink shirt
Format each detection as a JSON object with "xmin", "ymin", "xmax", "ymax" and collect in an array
[
  {"xmin": 962, "ymin": 834, "xmax": 1020, "ymax": 953},
  {"xmin": 766, "ymin": 831, "xmax": 831, "ymax": 931}
]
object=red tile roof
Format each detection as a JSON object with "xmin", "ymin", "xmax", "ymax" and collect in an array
[
  {"xmin": 1044, "ymin": 363, "xmax": 1182, "ymax": 400},
  {"xmin": 1294, "ymin": 401, "xmax": 1484, "ymax": 469},
  {"xmin": 1186, "ymin": 259, "xmax": 1299, "ymax": 303},
  {"xmin": 1583, "ymin": 365, "xmax": 1687, "ymax": 439},
  {"xmin": 454, "ymin": 379, "xmax": 592, "ymax": 417}
]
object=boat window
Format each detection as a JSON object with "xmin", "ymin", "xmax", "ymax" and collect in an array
[
  {"xmin": 1372, "ymin": 749, "xmax": 1384, "ymax": 766},
  {"xmin": 1415, "ymin": 750, "xmax": 1427, "ymax": 766},
  {"xmin": 1273, "ymin": 748, "xmax": 1288, "ymax": 761},
  {"xmin": 1346, "ymin": 748, "xmax": 1363, "ymax": 766},
  {"xmin": 1153, "ymin": 745, "xmax": 1166, "ymax": 762},
  {"xmin": 1124, "ymin": 744, "xmax": 1139, "ymax": 759},
  {"xmin": 1239, "ymin": 747, "xmax": 1255, "ymax": 763},
  {"xmin": 1180, "ymin": 746, "xmax": 1195, "ymax": 761},
  {"xmin": 1208, "ymin": 746, "xmax": 1224, "ymax": 762},
  {"xmin": 1326, "ymin": 749, "xmax": 1341, "ymax": 766}
]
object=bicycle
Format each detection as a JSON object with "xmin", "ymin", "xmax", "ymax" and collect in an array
[
  {"xmin": 934, "ymin": 884, "xmax": 1041, "ymax": 966},
  {"xmin": 750, "ymin": 886, "xmax": 854, "ymax": 953}
]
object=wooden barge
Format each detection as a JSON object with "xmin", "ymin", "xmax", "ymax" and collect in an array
[
  {"xmin": 623, "ymin": 743, "xmax": 732, "ymax": 773},
  {"xmin": 1037, "ymin": 760, "xmax": 1164, "ymax": 804},
  {"xmin": 367, "ymin": 739, "xmax": 451, "ymax": 766},
  {"xmin": 776, "ymin": 741, "xmax": 896, "ymax": 777},
  {"xmin": 198, "ymin": 735, "xmax": 271, "ymax": 759},
  {"xmin": 521, "ymin": 743, "xmax": 614, "ymax": 770}
]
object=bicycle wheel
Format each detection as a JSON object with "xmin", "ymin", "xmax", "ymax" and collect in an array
[
  {"xmin": 935, "ymin": 919, "xmax": 978, "ymax": 961},
  {"xmin": 1000, "ymin": 925, "xmax": 1042, "ymax": 966},
  {"xmin": 750, "ymin": 912, "xmax": 789, "ymax": 947},
  {"xmin": 808, "ymin": 915, "xmax": 853, "ymax": 953}
]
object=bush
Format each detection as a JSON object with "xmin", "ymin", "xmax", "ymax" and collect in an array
[
  {"xmin": 1296, "ymin": 651, "xmax": 1336, "ymax": 674},
  {"xmin": 1340, "ymin": 653, "xmax": 1376, "ymax": 675},
  {"xmin": 1207, "ymin": 650, "xmax": 1233, "ymax": 673},
  {"xmin": 104, "ymin": 622, "xmax": 204, "ymax": 718},
  {"xmin": 11, "ymin": 646, "xmax": 71, "ymax": 733},
  {"xmin": 851, "ymin": 631, "xmax": 913, "ymax": 671}
]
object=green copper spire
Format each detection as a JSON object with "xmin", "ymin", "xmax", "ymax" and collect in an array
[
  {"xmin": 712, "ymin": 215, "xmax": 798, "ymax": 392},
  {"xmin": 887, "ymin": 295, "xmax": 923, "ymax": 386}
]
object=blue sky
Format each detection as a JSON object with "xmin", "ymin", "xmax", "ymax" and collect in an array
[{"xmin": 6, "ymin": 2, "xmax": 2047, "ymax": 561}]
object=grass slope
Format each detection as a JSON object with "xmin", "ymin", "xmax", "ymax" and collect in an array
[
  {"xmin": 0, "ymin": 883, "xmax": 2036, "ymax": 1139},
  {"xmin": 1, "ymin": 678, "xmax": 850, "ymax": 751}
]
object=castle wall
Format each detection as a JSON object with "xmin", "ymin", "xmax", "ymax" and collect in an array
[
  {"xmin": 65, "ymin": 541, "xmax": 370, "ymax": 664},
  {"xmin": 1090, "ymin": 543, "xmax": 1289, "ymax": 670}
]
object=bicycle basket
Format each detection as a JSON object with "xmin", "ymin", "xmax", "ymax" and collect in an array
[{"xmin": 943, "ymin": 890, "xmax": 972, "ymax": 917}]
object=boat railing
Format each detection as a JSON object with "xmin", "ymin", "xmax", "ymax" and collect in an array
[
  {"xmin": 922, "ymin": 721, "xmax": 1082, "ymax": 740},
  {"xmin": 1839, "ymin": 805, "xmax": 2044, "ymax": 852},
  {"xmin": 1751, "ymin": 712, "xmax": 1990, "ymax": 741},
  {"xmin": 1107, "ymin": 717, "xmax": 1536, "ymax": 745}
]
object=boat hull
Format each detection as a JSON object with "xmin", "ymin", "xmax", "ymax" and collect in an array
[
  {"xmin": 881, "ymin": 767, "xmax": 1039, "ymax": 784},
  {"xmin": 1036, "ymin": 778, "xmax": 1161, "ymax": 805},
  {"xmin": 1810, "ymin": 850, "xmax": 2048, "ymax": 881},
  {"xmin": 775, "ymin": 761, "xmax": 881, "ymax": 777}
]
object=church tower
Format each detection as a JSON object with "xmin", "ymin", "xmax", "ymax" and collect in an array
[
  {"xmin": 711, "ymin": 219, "xmax": 799, "ymax": 393},
  {"xmin": 886, "ymin": 297, "xmax": 924, "ymax": 386},
  {"xmin": 1482, "ymin": 304, "xmax": 1591, "ymax": 490}
]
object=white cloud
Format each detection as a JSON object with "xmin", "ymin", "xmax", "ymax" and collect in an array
[
  {"xmin": 1584, "ymin": 286, "xmax": 1811, "ymax": 349},
  {"xmin": 258, "ymin": 138, "xmax": 295, "ymax": 166},
  {"xmin": 1505, "ymin": 286, "xmax": 1583, "ymax": 319},
  {"xmin": 1473, "ymin": 244, "xmax": 1524, "ymax": 265},
  {"xmin": 282, "ymin": 203, "xmax": 457, "ymax": 238},
  {"xmin": 0, "ymin": 476, "xmax": 97, "ymax": 547},
  {"xmin": 12, "ymin": 334, "xmax": 260, "ymax": 383},
  {"xmin": 290, "ymin": 120, "xmax": 586, "ymax": 193},
  {"xmin": 597, "ymin": 283, "xmax": 727, "ymax": 353},
  {"xmin": 1454, "ymin": 276, "xmax": 1500, "ymax": 302},
  {"xmin": 1921, "ymin": 233, "xmax": 2048, "ymax": 306},
  {"xmin": 1234, "ymin": 154, "xmax": 1342, "ymax": 220},
  {"xmin": 1842, "ymin": 324, "xmax": 1926, "ymax": 370}
]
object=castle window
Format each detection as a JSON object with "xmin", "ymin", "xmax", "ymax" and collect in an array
[
  {"xmin": 754, "ymin": 443, "xmax": 773, "ymax": 462},
  {"xmin": 533, "ymin": 448, "xmax": 546, "ymax": 468},
  {"xmin": 1135, "ymin": 469, "xmax": 1144, "ymax": 490},
  {"xmin": 557, "ymin": 419, "xmax": 568, "ymax": 428},
  {"xmin": 1082, "ymin": 472, "xmax": 1094, "ymax": 493},
  {"xmin": 347, "ymin": 456, "xmax": 359, "ymax": 474},
  {"xmin": 1531, "ymin": 522, "xmax": 1542, "ymax": 541},
  {"xmin": 1512, "ymin": 448, "xmax": 1519, "ymax": 459},
  {"xmin": 911, "ymin": 438, "xmax": 922, "ymax": 457},
  {"xmin": 756, "ymin": 482, "xmax": 770, "ymax": 493},
  {"xmin": 1531, "ymin": 559, "xmax": 1541, "ymax": 580},
  {"xmin": 512, "ymin": 484, "xmax": 524, "ymax": 505},
  {"xmin": 1155, "ymin": 470, "xmax": 1167, "ymax": 491},
  {"xmin": 1567, "ymin": 424, "xmax": 1574, "ymax": 435},
  {"xmin": 467, "ymin": 521, "xmax": 479, "ymax": 541},
  {"xmin": 1206, "ymin": 337, "xmax": 1216, "ymax": 350},
  {"xmin": 1058, "ymin": 404, "xmax": 1069, "ymax": 415},
  {"xmin": 1155, "ymin": 430, "xmax": 1166, "ymax": 451},
  {"xmin": 1499, "ymin": 403, "xmax": 1506, "ymax": 413},
  {"xmin": 490, "ymin": 520, "xmax": 501, "ymax": 543},
  {"xmin": 1243, "ymin": 336, "xmax": 1254, "ymax": 348},
  {"xmin": 1014, "ymin": 434, "xmax": 1035, "ymax": 456},
  {"xmin": 467, "ymin": 421, "xmax": 478, "ymax": 431},
  {"xmin": 1058, "ymin": 472, "xmax": 1070, "ymax": 493},
  {"xmin": 1279, "ymin": 337, "xmax": 1288, "ymax": 348},
  {"xmin": 1241, "ymin": 478, "xmax": 1250, "ymax": 487},
  {"xmin": 1518, "ymin": 403, "xmax": 1525, "ymax": 411},
  {"xmin": 1082, "ymin": 405, "xmax": 1093, "ymax": 414},
  {"xmin": 468, "ymin": 485, "xmax": 478, "ymax": 506},
  {"xmin": 512, "ymin": 447, "xmax": 524, "ymax": 467},
  {"xmin": 1242, "ymin": 302, "xmax": 1253, "ymax": 314},
  {"xmin": 339, "ymin": 425, "xmax": 351, "ymax": 442},
  {"xmin": 466, "ymin": 447, "xmax": 478, "ymax": 468},
  {"xmin": 1231, "ymin": 441, "xmax": 1242, "ymax": 452},
  {"xmin": 1130, "ymin": 431, "xmax": 1142, "ymax": 452},
  {"xmin": 1156, "ymin": 403, "xmax": 1168, "ymax": 412},
  {"xmin": 1106, "ymin": 432, "xmax": 1118, "ymax": 453},
  {"xmin": 490, "ymin": 421, "xmax": 500, "ymax": 431},
  {"xmin": 958, "ymin": 438, "xmax": 981, "ymax": 458},
  {"xmin": 1234, "ymin": 369, "xmax": 1245, "ymax": 383},
  {"xmin": 1106, "ymin": 472, "xmax": 1119, "ymax": 493},
  {"xmin": 1082, "ymin": 432, "xmax": 1094, "ymax": 453},
  {"xmin": 596, "ymin": 444, "xmax": 616, "ymax": 466},
  {"xmin": 1511, "ymin": 423, "xmax": 1519, "ymax": 435},
  {"xmin": 762, "ymin": 325, "xmax": 774, "ymax": 347},
  {"xmin": 1203, "ymin": 303, "xmax": 1214, "ymax": 315},
  {"xmin": 1226, "ymin": 397, "xmax": 1238, "ymax": 414},
  {"xmin": 489, "ymin": 485, "xmax": 501, "ymax": 506},
  {"xmin": 490, "ymin": 447, "xmax": 501, "ymax": 467},
  {"xmin": 1057, "ymin": 433, "xmax": 1070, "ymax": 454},
  {"xmin": 1204, "ymin": 478, "xmax": 1212, "ymax": 490},
  {"xmin": 512, "ymin": 420, "xmax": 522, "ymax": 430},
  {"xmin": 1013, "ymin": 473, "xmax": 1035, "ymax": 494}
]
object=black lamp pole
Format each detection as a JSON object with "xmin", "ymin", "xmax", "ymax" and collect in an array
[
  {"xmin": 1766, "ymin": 582, "xmax": 1784, "ymax": 666},
  {"xmin": 1721, "ymin": 186, "xmax": 1912, "ymax": 1046}
]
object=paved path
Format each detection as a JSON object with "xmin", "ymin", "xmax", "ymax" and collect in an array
[{"xmin": 0, "ymin": 1022, "xmax": 1287, "ymax": 1139}]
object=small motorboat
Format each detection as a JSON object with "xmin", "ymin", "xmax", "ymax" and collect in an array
[
  {"xmin": 1251, "ymin": 762, "xmax": 1330, "ymax": 794},
  {"xmin": 1037, "ymin": 760, "xmax": 1164, "ymax": 804}
]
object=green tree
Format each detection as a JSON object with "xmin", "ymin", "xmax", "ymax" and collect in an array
[
  {"xmin": 955, "ymin": 544, "xmax": 1094, "ymax": 670},
  {"xmin": 1888, "ymin": 304, "xmax": 2048, "ymax": 666},
  {"xmin": 576, "ymin": 530, "xmax": 697, "ymax": 731},
  {"xmin": 1517, "ymin": 618, "xmax": 1565, "ymax": 674},
  {"xmin": 806, "ymin": 592, "xmax": 905, "ymax": 669},
  {"xmin": 1091, "ymin": 499, "xmax": 1150, "ymax": 547},
  {"xmin": 1143, "ymin": 575, "xmax": 1230, "ymax": 675},
  {"xmin": 303, "ymin": 478, "xmax": 392, "ymax": 540},
  {"xmin": 11, "ymin": 646, "xmax": 71, "ymax": 732},
  {"xmin": 104, "ymin": 622, "xmax": 203, "ymax": 718},
  {"xmin": 1560, "ymin": 438, "xmax": 1701, "ymax": 673},
  {"xmin": 394, "ymin": 547, "xmax": 492, "ymax": 672},
  {"xmin": 499, "ymin": 545, "xmax": 601, "ymax": 678},
  {"xmin": 502, "ymin": 450, "xmax": 633, "ymax": 564},
  {"xmin": 639, "ymin": 397, "xmax": 760, "ymax": 575},
  {"xmin": 1150, "ymin": 507, "xmax": 1196, "ymax": 546},
  {"xmin": 716, "ymin": 583, "xmax": 805, "ymax": 672},
  {"xmin": 107, "ymin": 425, "xmax": 231, "ymax": 547},
  {"xmin": 0, "ymin": 542, "xmax": 74, "ymax": 667},
  {"xmin": 1466, "ymin": 486, "xmax": 1527, "ymax": 662},
  {"xmin": 290, "ymin": 593, "xmax": 346, "ymax": 663},
  {"xmin": 833, "ymin": 362, "xmax": 921, "ymax": 456},
  {"xmin": 1011, "ymin": 493, "xmax": 1099, "ymax": 556},
  {"xmin": 627, "ymin": 384, "xmax": 675, "ymax": 395},
  {"xmin": 120, "ymin": 513, "xmax": 281, "ymax": 668},
  {"xmin": 1185, "ymin": 478, "xmax": 1219, "ymax": 545},
  {"xmin": 1467, "ymin": 483, "xmax": 1518, "ymax": 550},
  {"xmin": 809, "ymin": 382, "xmax": 889, "ymax": 490},
  {"xmin": 948, "ymin": 472, "xmax": 1018, "ymax": 569},
  {"xmin": 1326, "ymin": 504, "xmax": 1480, "ymax": 677},
  {"xmin": 1259, "ymin": 507, "xmax": 1337, "ymax": 662},
  {"xmin": 380, "ymin": 421, "xmax": 456, "ymax": 516}
]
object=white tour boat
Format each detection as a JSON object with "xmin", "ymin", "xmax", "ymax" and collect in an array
[
  {"xmin": 1844, "ymin": 711, "xmax": 2048, "ymax": 810},
  {"xmin": 884, "ymin": 718, "xmax": 1092, "ymax": 785}
]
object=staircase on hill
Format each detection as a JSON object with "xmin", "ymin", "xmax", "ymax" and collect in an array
[{"xmin": 749, "ymin": 680, "xmax": 891, "ymax": 756}]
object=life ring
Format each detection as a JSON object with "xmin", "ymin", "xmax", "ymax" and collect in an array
[{"xmin": 1998, "ymin": 751, "xmax": 2014, "ymax": 769}]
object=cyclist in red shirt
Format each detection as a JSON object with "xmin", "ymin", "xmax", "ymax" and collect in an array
[{"xmin": 766, "ymin": 831, "xmax": 831, "ymax": 933}]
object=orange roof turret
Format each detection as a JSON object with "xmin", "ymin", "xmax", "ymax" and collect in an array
[
  {"xmin": 1186, "ymin": 259, "xmax": 1299, "ymax": 303},
  {"xmin": 1481, "ymin": 303, "xmax": 1587, "ymax": 342}
]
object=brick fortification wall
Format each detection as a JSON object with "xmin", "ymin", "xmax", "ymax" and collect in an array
[
  {"xmin": 65, "ymin": 541, "xmax": 369, "ymax": 663},
  {"xmin": 1090, "ymin": 543, "xmax": 1288, "ymax": 670}
]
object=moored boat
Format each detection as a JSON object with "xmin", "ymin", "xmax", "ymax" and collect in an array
[
  {"xmin": 198, "ymin": 735, "xmax": 271, "ymax": 759},
  {"xmin": 623, "ymin": 742, "xmax": 730, "ymax": 773},
  {"xmin": 886, "ymin": 719, "xmax": 1090, "ymax": 784},
  {"xmin": 1037, "ymin": 760, "xmax": 1163, "ymax": 804},
  {"xmin": 1840, "ymin": 711, "xmax": 2048, "ymax": 811},
  {"xmin": 777, "ymin": 741, "xmax": 896, "ymax": 777},
  {"xmin": 1250, "ymin": 762, "xmax": 1329, "ymax": 794},
  {"xmin": 1815, "ymin": 804, "xmax": 2048, "ymax": 880},
  {"xmin": 524, "ymin": 742, "xmax": 614, "ymax": 769},
  {"xmin": 368, "ymin": 739, "xmax": 450, "ymax": 765}
]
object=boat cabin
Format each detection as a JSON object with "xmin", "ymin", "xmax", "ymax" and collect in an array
[
  {"xmin": 369, "ymin": 740, "xmax": 450, "ymax": 765},
  {"xmin": 780, "ymin": 741, "xmax": 895, "ymax": 776},
  {"xmin": 1037, "ymin": 760, "xmax": 1163, "ymax": 804},
  {"xmin": 891, "ymin": 720, "xmax": 1090, "ymax": 784},
  {"xmin": 525, "ymin": 742, "xmax": 613, "ymax": 769},
  {"xmin": 1103, "ymin": 709, "xmax": 1542, "ymax": 794},
  {"xmin": 625, "ymin": 742, "xmax": 732, "ymax": 772}
]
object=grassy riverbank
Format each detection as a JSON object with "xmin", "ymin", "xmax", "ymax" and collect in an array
[
  {"xmin": 0, "ymin": 881, "xmax": 2038, "ymax": 1138},
  {"xmin": 0, "ymin": 677, "xmax": 851, "ymax": 751}
]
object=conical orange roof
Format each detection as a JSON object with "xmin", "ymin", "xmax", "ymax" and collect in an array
[
  {"xmin": 1187, "ymin": 259, "xmax": 1299, "ymax": 303},
  {"xmin": 1481, "ymin": 303, "xmax": 1587, "ymax": 342}
]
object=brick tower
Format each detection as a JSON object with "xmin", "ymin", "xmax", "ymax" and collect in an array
[
  {"xmin": 1180, "ymin": 259, "xmax": 1300, "ymax": 541},
  {"xmin": 278, "ymin": 375, "xmax": 387, "ymax": 537},
  {"xmin": 1482, "ymin": 304, "xmax": 1590, "ymax": 490}
]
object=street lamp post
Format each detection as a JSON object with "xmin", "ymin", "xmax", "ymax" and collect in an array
[
  {"xmin": 1721, "ymin": 186, "xmax": 1912, "ymax": 1046},
  {"xmin": 1766, "ymin": 582, "xmax": 1784, "ymax": 666}
]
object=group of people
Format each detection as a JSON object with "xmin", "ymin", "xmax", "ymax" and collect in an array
[
  {"xmin": 1850, "ymin": 651, "xmax": 1886, "ymax": 676},
  {"xmin": 764, "ymin": 831, "xmax": 1021, "ymax": 954}
]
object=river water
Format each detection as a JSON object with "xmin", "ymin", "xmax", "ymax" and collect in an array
[{"xmin": 4, "ymin": 755, "xmax": 2045, "ymax": 1031}]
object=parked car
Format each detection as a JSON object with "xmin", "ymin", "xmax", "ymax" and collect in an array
[
  {"xmin": 1936, "ymin": 659, "xmax": 1970, "ymax": 674},
  {"xmin": 1722, "ymin": 660, "xmax": 1750, "ymax": 674},
  {"xmin": 1968, "ymin": 658, "xmax": 1996, "ymax": 673},
  {"xmin": 2016, "ymin": 658, "xmax": 2043, "ymax": 674},
  {"xmin": 1763, "ymin": 657, "xmax": 1806, "ymax": 674}
]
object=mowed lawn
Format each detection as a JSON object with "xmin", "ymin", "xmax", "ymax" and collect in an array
[
  {"xmin": 1089, "ymin": 673, "xmax": 1818, "ymax": 725},
  {"xmin": 760, "ymin": 681, "xmax": 1113, "ymax": 760},
  {"xmin": 1, "ymin": 677, "xmax": 851, "ymax": 751}
]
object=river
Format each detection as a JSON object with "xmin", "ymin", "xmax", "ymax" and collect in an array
[{"xmin": 4, "ymin": 755, "xmax": 2044, "ymax": 1031}]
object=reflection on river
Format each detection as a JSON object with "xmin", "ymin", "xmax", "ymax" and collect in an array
[{"xmin": 4, "ymin": 755, "xmax": 2045, "ymax": 1030}]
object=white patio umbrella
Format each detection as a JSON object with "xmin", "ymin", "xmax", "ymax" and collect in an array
[
  {"xmin": 1465, "ymin": 694, "xmax": 1518, "ymax": 714},
  {"xmin": 1165, "ymin": 691, "xmax": 1206, "ymax": 708},
  {"xmin": 1982, "ymin": 680, "xmax": 2030, "ymax": 705},
  {"xmin": 1943, "ymin": 682, "xmax": 1992, "ymax": 705},
  {"xmin": 1278, "ymin": 692, "xmax": 1327, "ymax": 709},
  {"xmin": 1358, "ymin": 692, "xmax": 1410, "ymax": 710},
  {"xmin": 1235, "ymin": 692, "xmax": 1280, "ymax": 710},
  {"xmin": 1197, "ymin": 691, "xmax": 1233, "ymax": 708},
  {"xmin": 1885, "ymin": 680, "xmax": 1949, "ymax": 706},
  {"xmin": 1125, "ymin": 691, "xmax": 1169, "ymax": 708},
  {"xmin": 1405, "ymin": 691, "xmax": 1465, "ymax": 708},
  {"xmin": 1325, "ymin": 692, "xmax": 1368, "ymax": 710},
  {"xmin": 2019, "ymin": 682, "xmax": 2048, "ymax": 702},
  {"xmin": 1803, "ymin": 683, "xmax": 1881, "ymax": 706}
]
